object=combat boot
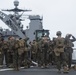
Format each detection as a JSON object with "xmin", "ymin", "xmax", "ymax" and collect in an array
[
  {"xmin": 63, "ymin": 66, "xmax": 69, "ymax": 73},
  {"xmin": 74, "ymin": 65, "xmax": 76, "ymax": 70}
]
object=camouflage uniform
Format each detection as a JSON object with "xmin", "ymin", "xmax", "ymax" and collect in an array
[
  {"xmin": 64, "ymin": 34, "xmax": 76, "ymax": 69},
  {"xmin": 13, "ymin": 38, "xmax": 30, "ymax": 70},
  {"xmin": 31, "ymin": 40, "xmax": 38, "ymax": 62},
  {"xmin": 39, "ymin": 36, "xmax": 50, "ymax": 68},
  {"xmin": 13, "ymin": 39, "xmax": 20, "ymax": 70},
  {"xmin": 53, "ymin": 31, "xmax": 68, "ymax": 72},
  {"xmin": 36, "ymin": 40, "xmax": 42, "ymax": 67},
  {"xmin": 48, "ymin": 40, "xmax": 55, "ymax": 65},
  {"xmin": 7, "ymin": 37, "xmax": 15, "ymax": 67},
  {"xmin": 23, "ymin": 39, "xmax": 30, "ymax": 68}
]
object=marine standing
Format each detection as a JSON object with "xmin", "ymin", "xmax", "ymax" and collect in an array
[
  {"xmin": 53, "ymin": 31, "xmax": 68, "ymax": 73},
  {"xmin": 64, "ymin": 34, "xmax": 76, "ymax": 70},
  {"xmin": 40, "ymin": 35, "xmax": 50, "ymax": 68}
]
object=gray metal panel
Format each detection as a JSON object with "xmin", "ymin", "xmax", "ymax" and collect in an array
[
  {"xmin": 0, "ymin": 11, "xmax": 25, "ymax": 39},
  {"xmin": 25, "ymin": 15, "xmax": 43, "ymax": 41}
]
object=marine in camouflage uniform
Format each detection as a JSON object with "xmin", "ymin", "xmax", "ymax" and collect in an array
[
  {"xmin": 39, "ymin": 36, "xmax": 50, "ymax": 68},
  {"xmin": 23, "ymin": 38, "xmax": 31, "ymax": 68},
  {"xmin": 36, "ymin": 39, "xmax": 42, "ymax": 67},
  {"xmin": 13, "ymin": 39, "xmax": 20, "ymax": 70},
  {"xmin": 13, "ymin": 37, "xmax": 30, "ymax": 70},
  {"xmin": 64, "ymin": 34, "xmax": 76, "ymax": 70},
  {"xmin": 7, "ymin": 36, "xmax": 15, "ymax": 67},
  {"xmin": 31, "ymin": 40, "xmax": 38, "ymax": 62},
  {"xmin": 53, "ymin": 31, "xmax": 68, "ymax": 73},
  {"xmin": 13, "ymin": 38, "xmax": 26, "ymax": 70},
  {"xmin": 48, "ymin": 40, "xmax": 55, "ymax": 65}
]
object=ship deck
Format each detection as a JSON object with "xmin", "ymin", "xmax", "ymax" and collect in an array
[{"xmin": 0, "ymin": 65, "xmax": 76, "ymax": 75}]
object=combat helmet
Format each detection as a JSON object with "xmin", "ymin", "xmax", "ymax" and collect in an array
[
  {"xmin": 66, "ymin": 34, "xmax": 71, "ymax": 38},
  {"xmin": 56, "ymin": 31, "xmax": 62, "ymax": 36}
]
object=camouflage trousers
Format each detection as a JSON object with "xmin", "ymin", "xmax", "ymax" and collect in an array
[
  {"xmin": 23, "ymin": 51, "xmax": 31, "ymax": 68},
  {"xmin": 13, "ymin": 50, "xmax": 22, "ymax": 70},
  {"xmin": 40, "ymin": 49, "xmax": 49, "ymax": 67},
  {"xmin": 31, "ymin": 52, "xmax": 37, "ymax": 62},
  {"xmin": 48, "ymin": 51, "xmax": 55, "ymax": 65},
  {"xmin": 64, "ymin": 47, "xmax": 73, "ymax": 69},
  {"xmin": 55, "ymin": 52, "xmax": 67, "ymax": 70},
  {"xmin": 0, "ymin": 50, "xmax": 3, "ymax": 66},
  {"xmin": 7, "ymin": 51, "xmax": 13, "ymax": 67},
  {"xmin": 13, "ymin": 50, "xmax": 30, "ymax": 69}
]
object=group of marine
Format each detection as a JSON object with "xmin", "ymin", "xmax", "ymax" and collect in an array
[{"xmin": 0, "ymin": 31, "xmax": 76, "ymax": 73}]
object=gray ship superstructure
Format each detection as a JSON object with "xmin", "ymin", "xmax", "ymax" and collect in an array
[
  {"xmin": 0, "ymin": 0, "xmax": 43, "ymax": 41},
  {"xmin": 26, "ymin": 15, "xmax": 43, "ymax": 41},
  {"xmin": 0, "ymin": 15, "xmax": 43, "ymax": 41}
]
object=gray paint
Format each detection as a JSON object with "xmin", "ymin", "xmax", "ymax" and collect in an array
[
  {"xmin": 25, "ymin": 15, "xmax": 43, "ymax": 41},
  {"xmin": 0, "ymin": 15, "xmax": 43, "ymax": 42}
]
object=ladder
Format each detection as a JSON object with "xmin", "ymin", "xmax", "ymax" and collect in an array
[{"xmin": 0, "ymin": 11, "xmax": 25, "ymax": 39}]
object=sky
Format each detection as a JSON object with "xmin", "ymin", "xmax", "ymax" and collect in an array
[{"xmin": 0, "ymin": 0, "xmax": 76, "ymax": 39}]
